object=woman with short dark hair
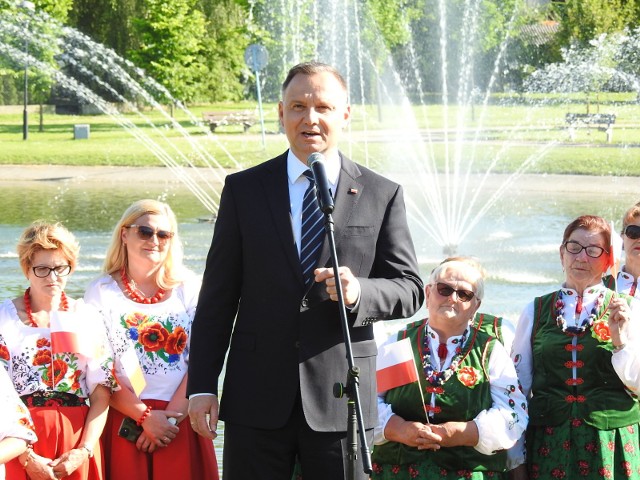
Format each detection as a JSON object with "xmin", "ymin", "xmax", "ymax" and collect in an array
[{"xmin": 513, "ymin": 214, "xmax": 640, "ymax": 479}]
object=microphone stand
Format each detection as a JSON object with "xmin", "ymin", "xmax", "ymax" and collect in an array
[{"xmin": 321, "ymin": 211, "xmax": 373, "ymax": 478}]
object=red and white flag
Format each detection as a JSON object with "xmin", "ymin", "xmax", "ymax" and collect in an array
[
  {"xmin": 50, "ymin": 311, "xmax": 97, "ymax": 358},
  {"xmin": 376, "ymin": 337, "xmax": 420, "ymax": 393},
  {"xmin": 609, "ymin": 220, "xmax": 623, "ymax": 283}
]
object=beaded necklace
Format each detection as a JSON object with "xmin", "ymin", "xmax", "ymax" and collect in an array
[
  {"xmin": 23, "ymin": 287, "xmax": 69, "ymax": 327},
  {"xmin": 555, "ymin": 288, "xmax": 604, "ymax": 335},
  {"xmin": 120, "ymin": 267, "xmax": 166, "ymax": 304},
  {"xmin": 422, "ymin": 323, "xmax": 468, "ymax": 386}
]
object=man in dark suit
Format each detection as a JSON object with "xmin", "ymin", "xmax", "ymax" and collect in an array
[{"xmin": 187, "ymin": 61, "xmax": 424, "ymax": 480}]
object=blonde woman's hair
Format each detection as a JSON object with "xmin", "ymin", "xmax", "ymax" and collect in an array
[
  {"xmin": 103, "ymin": 199, "xmax": 185, "ymax": 289},
  {"xmin": 622, "ymin": 202, "xmax": 640, "ymax": 231},
  {"xmin": 17, "ymin": 221, "xmax": 80, "ymax": 277}
]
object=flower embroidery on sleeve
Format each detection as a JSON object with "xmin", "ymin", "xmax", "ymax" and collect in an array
[{"xmin": 0, "ymin": 343, "xmax": 9, "ymax": 362}]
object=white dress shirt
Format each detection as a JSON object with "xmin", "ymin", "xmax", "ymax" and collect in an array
[{"xmin": 287, "ymin": 150, "xmax": 340, "ymax": 256}]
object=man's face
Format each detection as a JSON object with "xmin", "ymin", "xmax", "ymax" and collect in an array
[{"xmin": 278, "ymin": 71, "xmax": 351, "ymax": 163}]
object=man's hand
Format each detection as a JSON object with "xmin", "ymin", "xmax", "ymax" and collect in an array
[
  {"xmin": 314, "ymin": 266, "xmax": 361, "ymax": 306},
  {"xmin": 188, "ymin": 395, "xmax": 219, "ymax": 440}
]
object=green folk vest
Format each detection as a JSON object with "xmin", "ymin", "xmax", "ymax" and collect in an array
[
  {"xmin": 529, "ymin": 290, "xmax": 640, "ymax": 429},
  {"xmin": 474, "ymin": 313, "xmax": 504, "ymax": 345},
  {"xmin": 372, "ymin": 319, "xmax": 507, "ymax": 472}
]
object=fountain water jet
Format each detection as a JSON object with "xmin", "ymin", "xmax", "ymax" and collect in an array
[
  {"xmin": 1, "ymin": 4, "xmax": 244, "ymax": 215},
  {"xmin": 254, "ymin": 0, "xmax": 640, "ymax": 258}
]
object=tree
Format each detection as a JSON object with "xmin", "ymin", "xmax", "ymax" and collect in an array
[
  {"xmin": 196, "ymin": 0, "xmax": 250, "ymax": 102},
  {"xmin": 69, "ymin": 0, "xmax": 141, "ymax": 57},
  {"xmin": 553, "ymin": 0, "xmax": 639, "ymax": 46},
  {"xmin": 128, "ymin": 0, "xmax": 207, "ymax": 102}
]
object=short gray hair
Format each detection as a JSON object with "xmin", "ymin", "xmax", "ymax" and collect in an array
[{"xmin": 428, "ymin": 257, "xmax": 485, "ymax": 301}]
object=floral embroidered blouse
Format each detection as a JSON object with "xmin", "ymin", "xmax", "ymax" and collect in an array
[
  {"xmin": 0, "ymin": 365, "xmax": 37, "ymax": 480},
  {"xmin": 0, "ymin": 298, "xmax": 117, "ymax": 398},
  {"xmin": 83, "ymin": 273, "xmax": 200, "ymax": 401},
  {"xmin": 0, "ymin": 363, "xmax": 37, "ymax": 440}
]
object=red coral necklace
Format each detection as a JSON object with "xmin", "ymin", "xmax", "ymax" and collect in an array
[
  {"xmin": 23, "ymin": 287, "xmax": 68, "ymax": 327},
  {"xmin": 120, "ymin": 267, "xmax": 166, "ymax": 304}
]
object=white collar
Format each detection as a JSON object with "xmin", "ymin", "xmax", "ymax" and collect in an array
[{"xmin": 286, "ymin": 150, "xmax": 341, "ymax": 185}]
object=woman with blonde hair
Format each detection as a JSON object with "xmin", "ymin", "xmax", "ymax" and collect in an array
[
  {"xmin": 608, "ymin": 202, "xmax": 640, "ymax": 299},
  {"xmin": 0, "ymin": 221, "xmax": 116, "ymax": 479},
  {"xmin": 84, "ymin": 199, "xmax": 218, "ymax": 480}
]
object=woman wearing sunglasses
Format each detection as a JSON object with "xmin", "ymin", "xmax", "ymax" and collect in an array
[
  {"xmin": 372, "ymin": 258, "xmax": 528, "ymax": 479},
  {"xmin": 0, "ymin": 221, "xmax": 117, "ymax": 479},
  {"xmin": 613, "ymin": 203, "xmax": 640, "ymax": 300},
  {"xmin": 512, "ymin": 214, "xmax": 640, "ymax": 479},
  {"xmin": 84, "ymin": 200, "xmax": 218, "ymax": 480}
]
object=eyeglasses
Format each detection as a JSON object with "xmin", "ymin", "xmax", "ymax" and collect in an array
[
  {"xmin": 32, "ymin": 265, "xmax": 71, "ymax": 278},
  {"xmin": 563, "ymin": 240, "xmax": 608, "ymax": 258},
  {"xmin": 623, "ymin": 225, "xmax": 640, "ymax": 240},
  {"xmin": 434, "ymin": 282, "xmax": 475, "ymax": 303},
  {"xmin": 125, "ymin": 224, "xmax": 174, "ymax": 242}
]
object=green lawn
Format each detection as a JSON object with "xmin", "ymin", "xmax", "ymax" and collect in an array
[{"xmin": 1, "ymin": 99, "xmax": 639, "ymax": 175}]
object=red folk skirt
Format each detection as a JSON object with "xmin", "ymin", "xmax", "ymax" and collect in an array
[
  {"xmin": 5, "ymin": 404, "xmax": 104, "ymax": 480},
  {"xmin": 102, "ymin": 399, "xmax": 219, "ymax": 480}
]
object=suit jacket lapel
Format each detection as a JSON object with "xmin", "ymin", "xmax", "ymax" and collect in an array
[
  {"xmin": 317, "ymin": 154, "xmax": 363, "ymax": 268},
  {"xmin": 261, "ymin": 152, "xmax": 304, "ymax": 284}
]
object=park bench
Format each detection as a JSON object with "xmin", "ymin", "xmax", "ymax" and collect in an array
[
  {"xmin": 565, "ymin": 113, "xmax": 616, "ymax": 143},
  {"xmin": 202, "ymin": 110, "xmax": 256, "ymax": 133}
]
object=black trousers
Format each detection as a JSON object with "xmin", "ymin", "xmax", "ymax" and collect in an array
[{"xmin": 222, "ymin": 395, "xmax": 373, "ymax": 480}]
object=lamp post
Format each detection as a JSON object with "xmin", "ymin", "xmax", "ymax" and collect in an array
[{"xmin": 20, "ymin": 0, "xmax": 35, "ymax": 141}]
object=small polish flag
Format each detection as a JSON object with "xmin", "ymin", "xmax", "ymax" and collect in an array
[
  {"xmin": 118, "ymin": 348, "xmax": 147, "ymax": 397},
  {"xmin": 50, "ymin": 311, "xmax": 97, "ymax": 358},
  {"xmin": 609, "ymin": 220, "xmax": 623, "ymax": 285},
  {"xmin": 376, "ymin": 337, "xmax": 420, "ymax": 393}
]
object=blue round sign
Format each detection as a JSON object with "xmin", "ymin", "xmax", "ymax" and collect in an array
[{"xmin": 244, "ymin": 44, "xmax": 268, "ymax": 72}]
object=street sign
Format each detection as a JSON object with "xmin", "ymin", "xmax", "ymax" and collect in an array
[{"xmin": 244, "ymin": 44, "xmax": 268, "ymax": 72}]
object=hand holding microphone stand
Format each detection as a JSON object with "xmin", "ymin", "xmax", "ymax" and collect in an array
[{"xmin": 307, "ymin": 152, "xmax": 373, "ymax": 478}]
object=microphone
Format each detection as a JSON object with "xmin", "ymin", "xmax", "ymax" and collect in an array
[{"xmin": 307, "ymin": 152, "xmax": 335, "ymax": 214}]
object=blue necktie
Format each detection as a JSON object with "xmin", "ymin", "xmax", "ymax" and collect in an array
[{"xmin": 300, "ymin": 170, "xmax": 324, "ymax": 285}]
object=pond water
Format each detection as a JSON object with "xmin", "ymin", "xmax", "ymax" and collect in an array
[{"xmin": 0, "ymin": 171, "xmax": 637, "ymax": 475}]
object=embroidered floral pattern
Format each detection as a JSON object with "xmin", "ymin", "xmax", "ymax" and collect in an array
[
  {"xmin": 456, "ymin": 366, "xmax": 480, "ymax": 388},
  {"xmin": 0, "ymin": 299, "xmax": 117, "ymax": 398},
  {"xmin": 528, "ymin": 416, "xmax": 640, "ymax": 479},
  {"xmin": 121, "ymin": 312, "xmax": 187, "ymax": 364},
  {"xmin": 591, "ymin": 319, "xmax": 613, "ymax": 349}
]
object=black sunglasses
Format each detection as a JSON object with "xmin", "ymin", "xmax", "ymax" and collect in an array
[
  {"xmin": 125, "ymin": 224, "xmax": 174, "ymax": 242},
  {"xmin": 623, "ymin": 225, "xmax": 640, "ymax": 240},
  {"xmin": 434, "ymin": 282, "xmax": 475, "ymax": 303}
]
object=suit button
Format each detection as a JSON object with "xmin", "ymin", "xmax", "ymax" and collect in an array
[
  {"xmin": 294, "ymin": 341, "xmax": 300, "ymax": 348},
  {"xmin": 301, "ymin": 299, "xmax": 308, "ymax": 308}
]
